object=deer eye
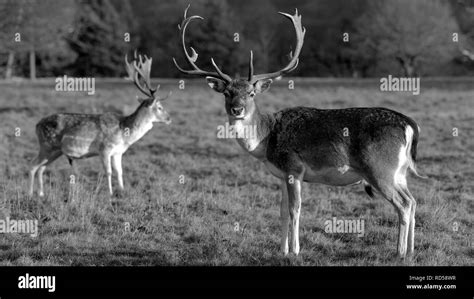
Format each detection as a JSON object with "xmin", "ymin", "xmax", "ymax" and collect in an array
[{"xmin": 249, "ymin": 92, "xmax": 256, "ymax": 97}]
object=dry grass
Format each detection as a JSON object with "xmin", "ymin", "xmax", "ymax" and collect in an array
[{"xmin": 0, "ymin": 79, "xmax": 472, "ymax": 265}]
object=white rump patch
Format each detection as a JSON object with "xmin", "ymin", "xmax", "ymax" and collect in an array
[{"xmin": 393, "ymin": 126, "xmax": 413, "ymax": 187}]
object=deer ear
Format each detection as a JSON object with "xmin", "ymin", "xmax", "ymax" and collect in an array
[
  {"xmin": 254, "ymin": 79, "xmax": 273, "ymax": 93},
  {"xmin": 206, "ymin": 77, "xmax": 227, "ymax": 93},
  {"xmin": 137, "ymin": 97, "xmax": 145, "ymax": 104}
]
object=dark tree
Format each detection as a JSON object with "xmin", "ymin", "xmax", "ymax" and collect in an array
[
  {"xmin": 130, "ymin": 0, "xmax": 189, "ymax": 77},
  {"xmin": 353, "ymin": 0, "xmax": 459, "ymax": 76},
  {"xmin": 132, "ymin": 0, "xmax": 242, "ymax": 77},
  {"xmin": 296, "ymin": 0, "xmax": 366, "ymax": 77},
  {"xmin": 67, "ymin": 0, "xmax": 137, "ymax": 76},
  {"xmin": 0, "ymin": 0, "xmax": 75, "ymax": 79},
  {"xmin": 231, "ymin": 0, "xmax": 280, "ymax": 74},
  {"xmin": 0, "ymin": 0, "xmax": 23, "ymax": 79}
]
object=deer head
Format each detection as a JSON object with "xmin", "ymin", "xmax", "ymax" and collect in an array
[
  {"xmin": 125, "ymin": 51, "xmax": 171, "ymax": 124},
  {"xmin": 173, "ymin": 5, "xmax": 305, "ymax": 120}
]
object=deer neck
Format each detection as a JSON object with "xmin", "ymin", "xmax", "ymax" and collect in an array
[
  {"xmin": 228, "ymin": 103, "xmax": 273, "ymax": 160},
  {"xmin": 120, "ymin": 105, "xmax": 154, "ymax": 146}
]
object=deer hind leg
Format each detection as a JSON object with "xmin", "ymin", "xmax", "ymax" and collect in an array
[
  {"xmin": 392, "ymin": 138, "xmax": 417, "ymax": 258},
  {"xmin": 29, "ymin": 148, "xmax": 61, "ymax": 197},
  {"xmin": 364, "ymin": 154, "xmax": 411, "ymax": 257},
  {"xmin": 397, "ymin": 185, "xmax": 417, "ymax": 256},
  {"xmin": 368, "ymin": 156, "xmax": 414, "ymax": 258},
  {"xmin": 364, "ymin": 129, "xmax": 417, "ymax": 258},
  {"xmin": 280, "ymin": 179, "xmax": 290, "ymax": 255},
  {"xmin": 37, "ymin": 151, "xmax": 63, "ymax": 197},
  {"xmin": 370, "ymin": 180, "xmax": 412, "ymax": 258}
]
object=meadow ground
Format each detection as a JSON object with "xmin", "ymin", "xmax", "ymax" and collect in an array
[{"xmin": 0, "ymin": 78, "xmax": 472, "ymax": 266}]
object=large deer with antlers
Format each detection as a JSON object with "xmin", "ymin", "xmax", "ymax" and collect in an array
[
  {"xmin": 173, "ymin": 6, "xmax": 424, "ymax": 258},
  {"xmin": 29, "ymin": 52, "xmax": 171, "ymax": 198}
]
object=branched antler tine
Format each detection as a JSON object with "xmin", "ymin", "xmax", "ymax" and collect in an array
[
  {"xmin": 133, "ymin": 69, "xmax": 152, "ymax": 97},
  {"xmin": 135, "ymin": 55, "xmax": 155, "ymax": 93},
  {"xmin": 124, "ymin": 52, "xmax": 153, "ymax": 98},
  {"xmin": 172, "ymin": 6, "xmax": 231, "ymax": 82},
  {"xmin": 211, "ymin": 58, "xmax": 232, "ymax": 82},
  {"xmin": 248, "ymin": 51, "xmax": 254, "ymax": 81},
  {"xmin": 135, "ymin": 55, "xmax": 147, "ymax": 82},
  {"xmin": 141, "ymin": 60, "xmax": 156, "ymax": 91},
  {"xmin": 183, "ymin": 3, "xmax": 190, "ymax": 20},
  {"xmin": 289, "ymin": 59, "xmax": 299, "ymax": 72},
  {"xmin": 124, "ymin": 54, "xmax": 136, "ymax": 81},
  {"xmin": 173, "ymin": 15, "xmax": 208, "ymax": 75},
  {"xmin": 173, "ymin": 57, "xmax": 189, "ymax": 73},
  {"xmin": 251, "ymin": 9, "xmax": 306, "ymax": 83}
]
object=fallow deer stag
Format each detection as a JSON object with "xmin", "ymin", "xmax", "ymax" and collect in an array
[
  {"xmin": 29, "ymin": 51, "xmax": 171, "ymax": 198},
  {"xmin": 173, "ymin": 6, "xmax": 424, "ymax": 258}
]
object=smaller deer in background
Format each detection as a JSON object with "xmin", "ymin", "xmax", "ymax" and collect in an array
[{"xmin": 29, "ymin": 51, "xmax": 171, "ymax": 198}]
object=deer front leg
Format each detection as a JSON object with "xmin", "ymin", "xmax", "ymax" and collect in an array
[
  {"xmin": 280, "ymin": 180, "xmax": 290, "ymax": 255},
  {"xmin": 101, "ymin": 153, "xmax": 113, "ymax": 196},
  {"xmin": 37, "ymin": 166, "xmax": 46, "ymax": 197},
  {"xmin": 111, "ymin": 154, "xmax": 124, "ymax": 191},
  {"xmin": 29, "ymin": 165, "xmax": 39, "ymax": 197},
  {"xmin": 286, "ymin": 175, "xmax": 303, "ymax": 255}
]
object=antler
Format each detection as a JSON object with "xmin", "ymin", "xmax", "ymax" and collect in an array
[
  {"xmin": 125, "ymin": 51, "xmax": 159, "ymax": 98},
  {"xmin": 172, "ymin": 5, "xmax": 232, "ymax": 83},
  {"xmin": 248, "ymin": 9, "xmax": 306, "ymax": 83}
]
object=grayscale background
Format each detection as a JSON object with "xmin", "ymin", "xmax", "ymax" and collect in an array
[{"xmin": 0, "ymin": 0, "xmax": 472, "ymax": 266}]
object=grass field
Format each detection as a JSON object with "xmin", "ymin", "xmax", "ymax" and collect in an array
[{"xmin": 0, "ymin": 79, "xmax": 472, "ymax": 266}]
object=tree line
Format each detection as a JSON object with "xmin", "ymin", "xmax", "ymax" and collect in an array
[{"xmin": 1, "ymin": 0, "xmax": 474, "ymax": 79}]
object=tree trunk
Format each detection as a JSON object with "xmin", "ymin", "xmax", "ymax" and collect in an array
[
  {"xmin": 5, "ymin": 51, "xmax": 15, "ymax": 80},
  {"xmin": 29, "ymin": 47, "xmax": 36, "ymax": 80},
  {"xmin": 403, "ymin": 62, "xmax": 415, "ymax": 77},
  {"xmin": 396, "ymin": 56, "xmax": 416, "ymax": 77}
]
